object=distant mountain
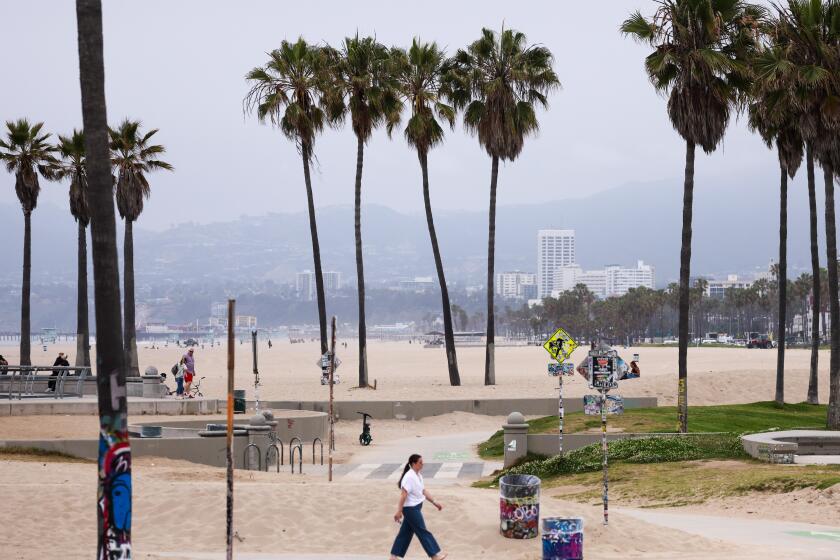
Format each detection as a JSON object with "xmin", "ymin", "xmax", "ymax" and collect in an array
[{"xmin": 0, "ymin": 175, "xmax": 832, "ymax": 288}]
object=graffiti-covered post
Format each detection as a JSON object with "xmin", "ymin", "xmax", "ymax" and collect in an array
[
  {"xmin": 584, "ymin": 343, "xmax": 640, "ymax": 526},
  {"xmin": 251, "ymin": 329, "xmax": 260, "ymax": 411},
  {"xmin": 226, "ymin": 300, "xmax": 235, "ymax": 560},
  {"xmin": 543, "ymin": 327, "xmax": 578, "ymax": 455},
  {"xmin": 328, "ymin": 316, "xmax": 337, "ymax": 481}
]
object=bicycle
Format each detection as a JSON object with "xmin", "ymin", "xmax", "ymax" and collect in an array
[{"xmin": 187, "ymin": 376, "xmax": 205, "ymax": 398}]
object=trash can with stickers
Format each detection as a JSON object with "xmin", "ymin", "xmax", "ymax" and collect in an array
[
  {"xmin": 499, "ymin": 474, "xmax": 540, "ymax": 539},
  {"xmin": 542, "ymin": 517, "xmax": 583, "ymax": 560}
]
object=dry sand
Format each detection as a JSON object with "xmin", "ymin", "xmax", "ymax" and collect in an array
[
  {"xmin": 1, "ymin": 340, "xmax": 831, "ymax": 405},
  {"xmin": 0, "ymin": 455, "xmax": 806, "ymax": 560}
]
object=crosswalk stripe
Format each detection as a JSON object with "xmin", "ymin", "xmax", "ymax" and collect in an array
[
  {"xmin": 345, "ymin": 463, "xmax": 381, "ymax": 479},
  {"xmin": 434, "ymin": 462, "xmax": 463, "ymax": 479}
]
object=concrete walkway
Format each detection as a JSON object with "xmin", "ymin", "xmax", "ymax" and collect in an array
[
  {"xmin": 153, "ymin": 554, "xmax": 381, "ymax": 560},
  {"xmin": 615, "ymin": 507, "xmax": 840, "ymax": 559}
]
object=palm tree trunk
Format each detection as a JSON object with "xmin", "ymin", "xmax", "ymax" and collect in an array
[
  {"xmin": 677, "ymin": 140, "xmax": 695, "ymax": 433},
  {"xmin": 123, "ymin": 218, "xmax": 139, "ymax": 377},
  {"xmin": 806, "ymin": 146, "xmax": 820, "ymax": 405},
  {"xmin": 354, "ymin": 136, "xmax": 368, "ymax": 387},
  {"xmin": 20, "ymin": 209, "xmax": 31, "ymax": 366},
  {"xmin": 75, "ymin": 0, "xmax": 132, "ymax": 556},
  {"xmin": 419, "ymin": 151, "xmax": 460, "ymax": 386},
  {"xmin": 76, "ymin": 220, "xmax": 91, "ymax": 367},
  {"xmin": 775, "ymin": 162, "xmax": 787, "ymax": 406},
  {"xmin": 302, "ymin": 146, "xmax": 328, "ymax": 355},
  {"xmin": 824, "ymin": 162, "xmax": 840, "ymax": 429},
  {"xmin": 485, "ymin": 155, "xmax": 499, "ymax": 386}
]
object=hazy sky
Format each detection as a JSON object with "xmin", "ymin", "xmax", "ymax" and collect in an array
[{"xmin": 0, "ymin": 1, "xmax": 781, "ymax": 231}]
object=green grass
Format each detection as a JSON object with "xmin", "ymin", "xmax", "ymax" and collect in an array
[
  {"xmin": 479, "ymin": 402, "xmax": 828, "ymax": 459},
  {"xmin": 0, "ymin": 446, "xmax": 91, "ymax": 463}
]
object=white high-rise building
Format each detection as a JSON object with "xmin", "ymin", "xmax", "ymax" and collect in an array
[
  {"xmin": 496, "ymin": 271, "xmax": 537, "ymax": 298},
  {"xmin": 604, "ymin": 260, "xmax": 655, "ymax": 297},
  {"xmin": 296, "ymin": 270, "xmax": 342, "ymax": 301},
  {"xmin": 537, "ymin": 229, "xmax": 576, "ymax": 298}
]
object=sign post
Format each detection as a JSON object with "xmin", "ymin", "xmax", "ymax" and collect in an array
[
  {"xmin": 328, "ymin": 316, "xmax": 337, "ymax": 481},
  {"xmin": 585, "ymin": 343, "xmax": 640, "ymax": 526},
  {"xmin": 251, "ymin": 329, "xmax": 260, "ymax": 411},
  {"xmin": 225, "ymin": 299, "xmax": 235, "ymax": 560},
  {"xmin": 543, "ymin": 328, "xmax": 579, "ymax": 455}
]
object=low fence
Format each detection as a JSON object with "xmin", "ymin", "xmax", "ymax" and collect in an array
[{"xmin": 0, "ymin": 366, "xmax": 92, "ymax": 400}]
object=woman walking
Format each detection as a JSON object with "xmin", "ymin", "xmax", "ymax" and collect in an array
[{"xmin": 390, "ymin": 454, "xmax": 447, "ymax": 560}]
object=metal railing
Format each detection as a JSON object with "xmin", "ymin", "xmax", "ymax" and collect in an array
[{"xmin": 2, "ymin": 366, "xmax": 91, "ymax": 400}]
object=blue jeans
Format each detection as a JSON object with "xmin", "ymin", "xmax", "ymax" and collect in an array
[
  {"xmin": 176, "ymin": 377, "xmax": 184, "ymax": 395},
  {"xmin": 390, "ymin": 503, "xmax": 441, "ymax": 558}
]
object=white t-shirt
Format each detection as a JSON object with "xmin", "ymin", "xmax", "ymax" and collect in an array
[{"xmin": 400, "ymin": 468, "xmax": 425, "ymax": 507}]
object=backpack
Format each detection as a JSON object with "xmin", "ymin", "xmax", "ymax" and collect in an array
[{"xmin": 171, "ymin": 363, "xmax": 179, "ymax": 376}]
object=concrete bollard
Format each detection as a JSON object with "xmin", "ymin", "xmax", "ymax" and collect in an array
[{"xmin": 503, "ymin": 411, "xmax": 529, "ymax": 468}]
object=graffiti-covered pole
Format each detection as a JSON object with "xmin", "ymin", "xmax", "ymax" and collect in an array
[
  {"xmin": 226, "ymin": 299, "xmax": 235, "ymax": 560},
  {"xmin": 601, "ymin": 389, "xmax": 608, "ymax": 526},
  {"xmin": 557, "ymin": 371, "xmax": 564, "ymax": 454},
  {"xmin": 328, "ymin": 316, "xmax": 337, "ymax": 481},
  {"xmin": 251, "ymin": 329, "xmax": 260, "ymax": 411}
]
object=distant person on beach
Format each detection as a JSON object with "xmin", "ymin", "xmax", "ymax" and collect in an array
[
  {"xmin": 389, "ymin": 454, "xmax": 447, "ymax": 560},
  {"xmin": 47, "ymin": 352, "xmax": 69, "ymax": 392},
  {"xmin": 183, "ymin": 348, "xmax": 196, "ymax": 397},
  {"xmin": 268, "ymin": 339, "xmax": 272, "ymax": 349},
  {"xmin": 0, "ymin": 354, "xmax": 8, "ymax": 374}
]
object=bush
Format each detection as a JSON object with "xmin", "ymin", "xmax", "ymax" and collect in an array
[{"xmin": 495, "ymin": 434, "xmax": 746, "ymax": 482}]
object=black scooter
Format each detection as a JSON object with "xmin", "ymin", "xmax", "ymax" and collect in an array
[{"xmin": 357, "ymin": 411, "xmax": 373, "ymax": 446}]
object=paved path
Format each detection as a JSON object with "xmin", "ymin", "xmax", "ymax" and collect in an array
[
  {"xmin": 332, "ymin": 461, "xmax": 498, "ymax": 480},
  {"xmin": 615, "ymin": 507, "xmax": 840, "ymax": 559},
  {"xmin": 153, "ymin": 554, "xmax": 381, "ymax": 560}
]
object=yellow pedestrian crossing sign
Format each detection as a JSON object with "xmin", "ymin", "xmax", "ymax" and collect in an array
[{"xmin": 543, "ymin": 327, "xmax": 578, "ymax": 362}]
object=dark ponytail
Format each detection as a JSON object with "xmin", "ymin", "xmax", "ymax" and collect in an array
[{"xmin": 397, "ymin": 454, "xmax": 422, "ymax": 488}]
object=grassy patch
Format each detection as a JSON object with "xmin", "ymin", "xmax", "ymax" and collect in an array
[
  {"xmin": 479, "ymin": 402, "xmax": 828, "ymax": 459},
  {"xmin": 0, "ymin": 446, "xmax": 91, "ymax": 463},
  {"xmin": 538, "ymin": 461, "xmax": 840, "ymax": 508}
]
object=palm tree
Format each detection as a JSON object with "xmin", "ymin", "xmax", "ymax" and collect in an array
[
  {"xmin": 110, "ymin": 119, "xmax": 173, "ymax": 377},
  {"xmin": 0, "ymin": 119, "xmax": 56, "ymax": 366},
  {"xmin": 392, "ymin": 39, "xmax": 461, "ymax": 386},
  {"xmin": 775, "ymin": 0, "xmax": 840, "ymax": 427},
  {"xmin": 446, "ymin": 27, "xmax": 560, "ymax": 385},
  {"xmin": 245, "ymin": 38, "xmax": 330, "ymax": 356},
  {"xmin": 805, "ymin": 145, "xmax": 821, "ymax": 405},
  {"xmin": 75, "ymin": 0, "xmax": 132, "ymax": 555},
  {"xmin": 622, "ymin": 0, "xmax": 762, "ymax": 431},
  {"xmin": 748, "ymin": 37, "xmax": 805, "ymax": 405},
  {"xmin": 322, "ymin": 35, "xmax": 402, "ymax": 387},
  {"xmin": 54, "ymin": 130, "xmax": 93, "ymax": 367}
]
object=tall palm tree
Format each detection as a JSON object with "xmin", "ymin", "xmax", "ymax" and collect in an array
[
  {"xmin": 75, "ymin": 0, "xmax": 132, "ymax": 555},
  {"xmin": 0, "ymin": 119, "xmax": 56, "ymax": 366},
  {"xmin": 622, "ymin": 0, "xmax": 763, "ymax": 431},
  {"xmin": 54, "ymin": 130, "xmax": 93, "ymax": 368},
  {"xmin": 446, "ymin": 27, "xmax": 560, "ymax": 385},
  {"xmin": 393, "ymin": 39, "xmax": 461, "ymax": 386},
  {"xmin": 110, "ymin": 119, "xmax": 173, "ymax": 378},
  {"xmin": 748, "ymin": 41, "xmax": 804, "ymax": 406},
  {"xmin": 245, "ymin": 38, "xmax": 330, "ymax": 356},
  {"xmin": 805, "ymin": 144, "xmax": 821, "ymax": 405},
  {"xmin": 322, "ymin": 35, "xmax": 402, "ymax": 387},
  {"xmin": 776, "ymin": 0, "xmax": 840, "ymax": 427}
]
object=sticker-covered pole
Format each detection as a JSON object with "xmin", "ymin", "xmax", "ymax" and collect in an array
[
  {"xmin": 328, "ymin": 316, "xmax": 336, "ymax": 481},
  {"xmin": 558, "ymin": 365, "xmax": 564, "ymax": 455},
  {"xmin": 225, "ymin": 299, "xmax": 235, "ymax": 559},
  {"xmin": 601, "ymin": 388, "xmax": 609, "ymax": 526},
  {"xmin": 251, "ymin": 329, "xmax": 260, "ymax": 411}
]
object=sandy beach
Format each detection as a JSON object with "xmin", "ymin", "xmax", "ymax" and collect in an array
[{"xmin": 1, "ymin": 340, "xmax": 831, "ymax": 405}]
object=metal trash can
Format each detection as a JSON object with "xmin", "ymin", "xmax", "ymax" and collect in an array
[
  {"xmin": 542, "ymin": 517, "xmax": 583, "ymax": 560},
  {"xmin": 499, "ymin": 474, "xmax": 540, "ymax": 539},
  {"xmin": 233, "ymin": 389, "xmax": 246, "ymax": 413}
]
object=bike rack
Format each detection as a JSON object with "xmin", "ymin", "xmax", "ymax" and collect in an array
[
  {"xmin": 290, "ymin": 443, "xmax": 303, "ymax": 474},
  {"xmin": 289, "ymin": 437, "xmax": 302, "ymax": 464},
  {"xmin": 312, "ymin": 437, "xmax": 323, "ymax": 465},
  {"xmin": 265, "ymin": 443, "xmax": 281, "ymax": 472},
  {"xmin": 243, "ymin": 442, "xmax": 261, "ymax": 471}
]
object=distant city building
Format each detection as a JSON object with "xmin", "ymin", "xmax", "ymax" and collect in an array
[
  {"xmin": 552, "ymin": 260, "xmax": 654, "ymax": 299},
  {"xmin": 605, "ymin": 260, "xmax": 655, "ymax": 297},
  {"xmin": 496, "ymin": 271, "xmax": 537, "ymax": 298},
  {"xmin": 398, "ymin": 277, "xmax": 435, "ymax": 292},
  {"xmin": 209, "ymin": 301, "xmax": 228, "ymax": 327},
  {"xmin": 296, "ymin": 270, "xmax": 342, "ymax": 301},
  {"xmin": 235, "ymin": 315, "xmax": 257, "ymax": 329},
  {"xmin": 705, "ymin": 274, "xmax": 754, "ymax": 298},
  {"xmin": 537, "ymin": 229, "xmax": 576, "ymax": 298}
]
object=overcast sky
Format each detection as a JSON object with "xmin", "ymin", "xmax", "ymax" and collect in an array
[{"xmin": 0, "ymin": 1, "xmax": 779, "ymax": 231}]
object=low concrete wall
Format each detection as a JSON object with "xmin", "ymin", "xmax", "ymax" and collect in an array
[
  {"xmin": 741, "ymin": 430, "xmax": 840, "ymax": 463},
  {"xmin": 0, "ymin": 398, "xmax": 220, "ymax": 416},
  {"xmin": 526, "ymin": 432, "xmax": 713, "ymax": 456},
  {"xmin": 262, "ymin": 396, "xmax": 658, "ymax": 421}
]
